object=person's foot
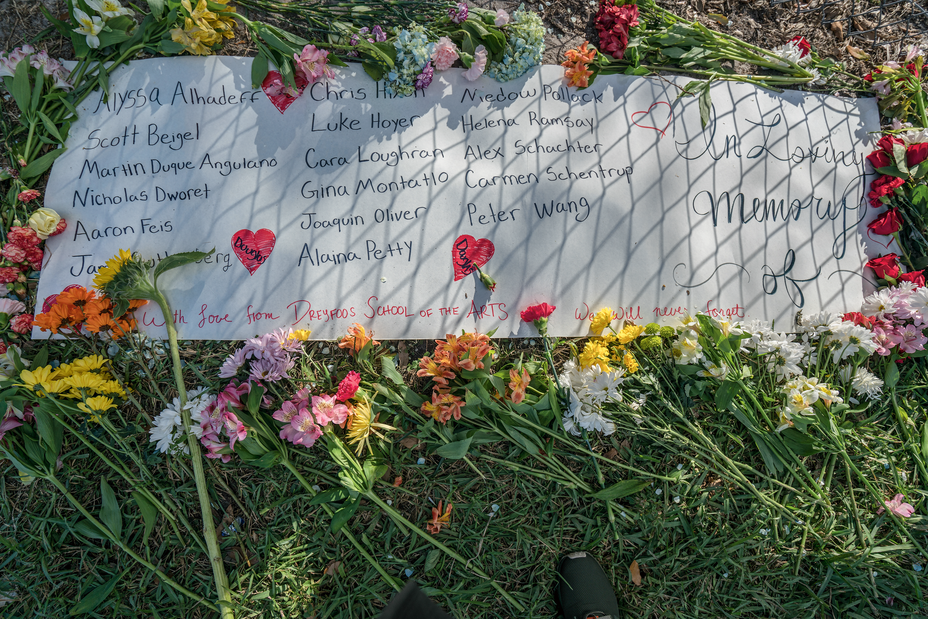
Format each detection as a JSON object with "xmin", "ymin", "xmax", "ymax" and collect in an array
[{"xmin": 556, "ymin": 551, "xmax": 621, "ymax": 619}]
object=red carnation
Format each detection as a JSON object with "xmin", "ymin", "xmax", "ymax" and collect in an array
[
  {"xmin": 0, "ymin": 267, "xmax": 20, "ymax": 284},
  {"xmin": 842, "ymin": 312, "xmax": 872, "ymax": 328},
  {"xmin": 868, "ymin": 209, "xmax": 902, "ymax": 236},
  {"xmin": 335, "ymin": 371, "xmax": 361, "ymax": 402},
  {"xmin": 908, "ymin": 142, "xmax": 928, "ymax": 167},
  {"xmin": 521, "ymin": 302, "xmax": 556, "ymax": 336},
  {"xmin": 9, "ymin": 313, "xmax": 33, "ymax": 334},
  {"xmin": 899, "ymin": 270, "xmax": 926, "ymax": 287},
  {"xmin": 7, "ymin": 226, "xmax": 39, "ymax": 248},
  {"xmin": 789, "ymin": 36, "xmax": 811, "ymax": 58},
  {"xmin": 868, "ymin": 174, "xmax": 905, "ymax": 207},
  {"xmin": 867, "ymin": 254, "xmax": 902, "ymax": 280},
  {"xmin": 1, "ymin": 243, "xmax": 26, "ymax": 263},
  {"xmin": 50, "ymin": 218, "xmax": 67, "ymax": 237}
]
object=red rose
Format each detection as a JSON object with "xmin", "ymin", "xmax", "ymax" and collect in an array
[
  {"xmin": 6, "ymin": 226, "xmax": 39, "ymax": 248},
  {"xmin": 9, "ymin": 313, "xmax": 33, "ymax": 334},
  {"xmin": 842, "ymin": 312, "xmax": 872, "ymax": 328},
  {"xmin": 867, "ymin": 254, "xmax": 901, "ymax": 279},
  {"xmin": 868, "ymin": 209, "xmax": 902, "ymax": 235},
  {"xmin": 877, "ymin": 135, "xmax": 904, "ymax": 152},
  {"xmin": 908, "ymin": 142, "xmax": 928, "ymax": 167},
  {"xmin": 868, "ymin": 174, "xmax": 905, "ymax": 206},
  {"xmin": 521, "ymin": 303, "xmax": 556, "ymax": 323},
  {"xmin": 867, "ymin": 149, "xmax": 892, "ymax": 170},
  {"xmin": 898, "ymin": 270, "xmax": 926, "ymax": 287},
  {"xmin": 789, "ymin": 36, "xmax": 811, "ymax": 58}
]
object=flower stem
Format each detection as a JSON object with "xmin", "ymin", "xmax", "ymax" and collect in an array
[{"xmin": 155, "ymin": 292, "xmax": 235, "ymax": 619}]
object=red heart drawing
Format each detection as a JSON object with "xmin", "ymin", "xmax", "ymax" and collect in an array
[
  {"xmin": 631, "ymin": 101, "xmax": 673, "ymax": 138},
  {"xmin": 262, "ymin": 70, "xmax": 308, "ymax": 114},
  {"xmin": 866, "ymin": 228, "xmax": 895, "ymax": 250},
  {"xmin": 232, "ymin": 229, "xmax": 276, "ymax": 275},
  {"xmin": 452, "ymin": 235, "xmax": 495, "ymax": 281}
]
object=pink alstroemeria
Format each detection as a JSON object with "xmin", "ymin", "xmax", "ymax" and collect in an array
[
  {"xmin": 889, "ymin": 324, "xmax": 928, "ymax": 354},
  {"xmin": 877, "ymin": 494, "xmax": 916, "ymax": 518},
  {"xmin": 272, "ymin": 400, "xmax": 301, "ymax": 424},
  {"xmin": 311, "ymin": 394, "xmax": 350, "ymax": 426},
  {"xmin": 201, "ymin": 431, "xmax": 231, "ymax": 463},
  {"xmin": 294, "ymin": 44, "xmax": 334, "ymax": 84},
  {"xmin": 280, "ymin": 410, "xmax": 322, "ymax": 447},
  {"xmin": 221, "ymin": 410, "xmax": 247, "ymax": 449}
]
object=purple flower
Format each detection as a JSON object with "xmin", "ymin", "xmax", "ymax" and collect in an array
[
  {"xmin": 219, "ymin": 348, "xmax": 247, "ymax": 378},
  {"xmin": 372, "ymin": 25, "xmax": 387, "ymax": 42},
  {"xmin": 449, "ymin": 2, "xmax": 468, "ymax": 24},
  {"xmin": 415, "ymin": 61, "xmax": 434, "ymax": 90}
]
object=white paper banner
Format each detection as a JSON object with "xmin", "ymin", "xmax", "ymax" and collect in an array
[{"xmin": 36, "ymin": 57, "xmax": 880, "ymax": 339}]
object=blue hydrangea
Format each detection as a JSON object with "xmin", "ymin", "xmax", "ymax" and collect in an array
[
  {"xmin": 386, "ymin": 25, "xmax": 434, "ymax": 97},
  {"xmin": 485, "ymin": 6, "xmax": 545, "ymax": 83}
]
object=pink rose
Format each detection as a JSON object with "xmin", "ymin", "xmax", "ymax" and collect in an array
[{"xmin": 431, "ymin": 37, "xmax": 459, "ymax": 71}]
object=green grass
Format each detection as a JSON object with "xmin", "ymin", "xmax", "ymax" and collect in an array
[{"xmin": 1, "ymin": 336, "xmax": 926, "ymax": 618}]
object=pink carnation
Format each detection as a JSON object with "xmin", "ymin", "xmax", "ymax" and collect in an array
[
  {"xmin": 1, "ymin": 243, "xmax": 26, "ymax": 263},
  {"xmin": 432, "ymin": 37, "xmax": 459, "ymax": 71},
  {"xmin": 463, "ymin": 45, "xmax": 487, "ymax": 81},
  {"xmin": 9, "ymin": 313, "xmax": 33, "ymax": 334},
  {"xmin": 0, "ymin": 267, "xmax": 21, "ymax": 284},
  {"xmin": 7, "ymin": 227, "xmax": 39, "ymax": 248},
  {"xmin": 17, "ymin": 189, "xmax": 40, "ymax": 203}
]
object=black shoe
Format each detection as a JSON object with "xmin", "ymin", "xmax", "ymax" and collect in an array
[{"xmin": 556, "ymin": 551, "xmax": 621, "ymax": 619}]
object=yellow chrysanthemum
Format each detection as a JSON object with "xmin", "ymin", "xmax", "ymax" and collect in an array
[
  {"xmin": 289, "ymin": 329, "xmax": 312, "ymax": 341},
  {"xmin": 64, "ymin": 372, "xmax": 105, "ymax": 391},
  {"xmin": 19, "ymin": 366, "xmax": 55, "ymax": 390},
  {"xmin": 70, "ymin": 355, "xmax": 107, "ymax": 373},
  {"xmin": 578, "ymin": 340, "xmax": 612, "ymax": 371},
  {"xmin": 93, "ymin": 249, "xmax": 132, "ymax": 290},
  {"xmin": 345, "ymin": 400, "xmax": 395, "ymax": 456},
  {"xmin": 623, "ymin": 351, "xmax": 639, "ymax": 374},
  {"xmin": 617, "ymin": 324, "xmax": 645, "ymax": 345},
  {"xmin": 53, "ymin": 363, "xmax": 74, "ymax": 379},
  {"xmin": 96, "ymin": 380, "xmax": 127, "ymax": 397},
  {"xmin": 78, "ymin": 396, "xmax": 115, "ymax": 423},
  {"xmin": 590, "ymin": 307, "xmax": 613, "ymax": 336}
]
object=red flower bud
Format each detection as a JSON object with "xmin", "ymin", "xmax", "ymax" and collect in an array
[
  {"xmin": 898, "ymin": 270, "xmax": 926, "ymax": 287},
  {"xmin": 908, "ymin": 142, "xmax": 928, "ymax": 167}
]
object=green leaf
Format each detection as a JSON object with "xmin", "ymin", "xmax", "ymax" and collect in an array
[
  {"xmin": 884, "ymin": 358, "xmax": 900, "ymax": 389},
  {"xmin": 69, "ymin": 571, "xmax": 124, "ymax": 615},
  {"xmin": 380, "ymin": 356, "xmax": 404, "ymax": 386},
  {"xmin": 362, "ymin": 62, "xmax": 384, "ymax": 82},
  {"xmin": 30, "ymin": 64, "xmax": 44, "ymax": 114},
  {"xmin": 20, "ymin": 148, "xmax": 65, "ymax": 180},
  {"xmin": 698, "ymin": 82, "xmax": 712, "ymax": 129},
  {"xmin": 9, "ymin": 58, "xmax": 32, "ymax": 115},
  {"xmin": 329, "ymin": 498, "xmax": 360, "ymax": 534},
  {"xmin": 152, "ymin": 249, "xmax": 215, "ymax": 287},
  {"xmin": 424, "ymin": 549, "xmax": 441, "ymax": 573},
  {"xmin": 146, "ymin": 0, "xmax": 166, "ymax": 19},
  {"xmin": 893, "ymin": 142, "xmax": 910, "ymax": 175},
  {"xmin": 39, "ymin": 4, "xmax": 74, "ymax": 37},
  {"xmin": 97, "ymin": 29, "xmax": 132, "ymax": 49},
  {"xmin": 714, "ymin": 380, "xmax": 740, "ymax": 411},
  {"xmin": 131, "ymin": 491, "xmax": 158, "ymax": 545},
  {"xmin": 309, "ymin": 487, "xmax": 350, "ymax": 505},
  {"xmin": 159, "ymin": 39, "xmax": 185, "ymax": 55},
  {"xmin": 251, "ymin": 54, "xmax": 269, "ymax": 89},
  {"xmin": 36, "ymin": 111, "xmax": 63, "ymax": 143},
  {"xmin": 100, "ymin": 478, "xmax": 123, "ymax": 540},
  {"xmin": 434, "ymin": 437, "xmax": 473, "ymax": 459},
  {"xmin": 73, "ymin": 519, "xmax": 109, "ymax": 541},
  {"xmin": 31, "ymin": 405, "xmax": 63, "ymax": 465},
  {"xmin": 250, "ymin": 451, "xmax": 280, "ymax": 469},
  {"xmin": 590, "ymin": 479, "xmax": 650, "ymax": 500}
]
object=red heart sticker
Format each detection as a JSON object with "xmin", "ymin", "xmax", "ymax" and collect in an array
[
  {"xmin": 452, "ymin": 235, "xmax": 495, "ymax": 281},
  {"xmin": 262, "ymin": 70, "xmax": 308, "ymax": 114},
  {"xmin": 631, "ymin": 101, "xmax": 673, "ymax": 138},
  {"xmin": 232, "ymin": 229, "xmax": 276, "ymax": 275}
]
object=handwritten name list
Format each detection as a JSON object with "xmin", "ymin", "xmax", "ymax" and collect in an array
[{"xmin": 36, "ymin": 57, "xmax": 880, "ymax": 339}]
